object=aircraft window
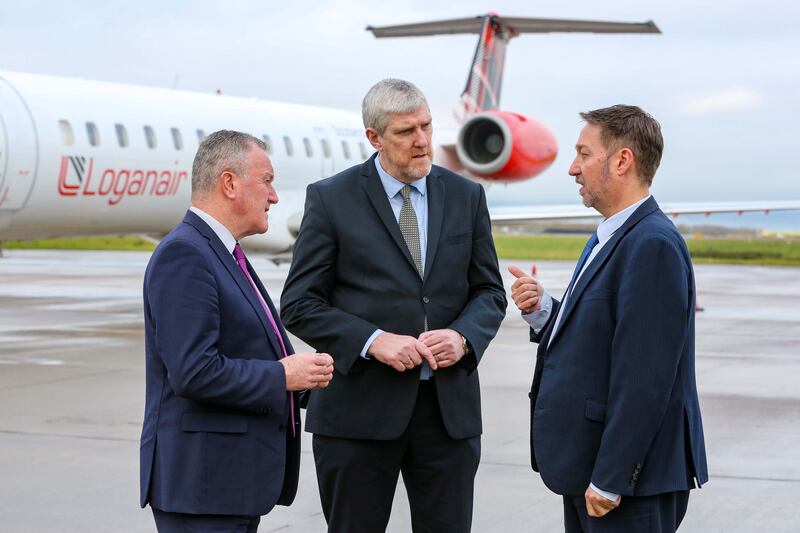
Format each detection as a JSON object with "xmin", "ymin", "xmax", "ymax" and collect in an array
[
  {"xmin": 341, "ymin": 140, "xmax": 351, "ymax": 159},
  {"xmin": 261, "ymin": 134, "xmax": 273, "ymax": 155},
  {"xmin": 86, "ymin": 122, "xmax": 100, "ymax": 147},
  {"xmin": 59, "ymin": 120, "xmax": 74, "ymax": 146},
  {"xmin": 196, "ymin": 129, "xmax": 206, "ymax": 143},
  {"xmin": 171, "ymin": 128, "xmax": 184, "ymax": 151},
  {"xmin": 303, "ymin": 137, "xmax": 313, "ymax": 158},
  {"xmin": 144, "ymin": 126, "xmax": 157, "ymax": 149},
  {"xmin": 283, "ymin": 136, "xmax": 294, "ymax": 157},
  {"xmin": 359, "ymin": 142, "xmax": 369, "ymax": 160},
  {"xmin": 115, "ymin": 124, "xmax": 129, "ymax": 148},
  {"xmin": 321, "ymin": 138, "xmax": 331, "ymax": 158}
]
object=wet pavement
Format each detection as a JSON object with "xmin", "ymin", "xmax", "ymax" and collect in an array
[{"xmin": 0, "ymin": 250, "xmax": 798, "ymax": 532}]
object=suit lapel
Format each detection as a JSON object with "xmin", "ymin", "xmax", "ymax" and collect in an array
[
  {"xmin": 548, "ymin": 197, "xmax": 660, "ymax": 347},
  {"xmin": 423, "ymin": 170, "xmax": 444, "ymax": 280},
  {"xmin": 183, "ymin": 210, "xmax": 285, "ymax": 358},
  {"xmin": 360, "ymin": 157, "xmax": 421, "ymax": 276}
]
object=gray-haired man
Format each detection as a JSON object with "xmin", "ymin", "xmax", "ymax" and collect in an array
[{"xmin": 280, "ymin": 79, "xmax": 506, "ymax": 532}]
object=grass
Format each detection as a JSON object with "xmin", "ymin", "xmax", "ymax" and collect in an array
[
  {"xmin": 493, "ymin": 234, "xmax": 800, "ymax": 266},
  {"xmin": 4, "ymin": 234, "xmax": 800, "ymax": 266},
  {"xmin": 3, "ymin": 235, "xmax": 156, "ymax": 251}
]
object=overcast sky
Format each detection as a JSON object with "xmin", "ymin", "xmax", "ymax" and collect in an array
[{"xmin": 2, "ymin": 0, "xmax": 798, "ymax": 227}]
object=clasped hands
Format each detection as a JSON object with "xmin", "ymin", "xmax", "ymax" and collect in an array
[{"xmin": 369, "ymin": 329, "xmax": 465, "ymax": 372}]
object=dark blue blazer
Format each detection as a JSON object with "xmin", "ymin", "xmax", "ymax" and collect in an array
[
  {"xmin": 529, "ymin": 197, "xmax": 709, "ymax": 497},
  {"xmin": 280, "ymin": 155, "xmax": 507, "ymax": 440},
  {"xmin": 140, "ymin": 210, "xmax": 300, "ymax": 516}
]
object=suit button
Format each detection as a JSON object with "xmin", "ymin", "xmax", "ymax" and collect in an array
[
  {"xmin": 422, "ymin": 296, "xmax": 430, "ymax": 304},
  {"xmin": 278, "ymin": 424, "xmax": 286, "ymax": 433}
]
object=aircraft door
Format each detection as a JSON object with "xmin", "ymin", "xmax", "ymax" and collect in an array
[
  {"xmin": 0, "ymin": 76, "xmax": 38, "ymax": 211},
  {"xmin": 313, "ymin": 127, "xmax": 335, "ymax": 178}
]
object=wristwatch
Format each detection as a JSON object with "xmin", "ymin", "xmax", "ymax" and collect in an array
[{"xmin": 460, "ymin": 334, "xmax": 471, "ymax": 355}]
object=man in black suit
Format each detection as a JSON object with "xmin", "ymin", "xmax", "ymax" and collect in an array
[
  {"xmin": 140, "ymin": 130, "xmax": 334, "ymax": 532},
  {"xmin": 510, "ymin": 106, "xmax": 708, "ymax": 532},
  {"xmin": 280, "ymin": 79, "xmax": 506, "ymax": 532}
]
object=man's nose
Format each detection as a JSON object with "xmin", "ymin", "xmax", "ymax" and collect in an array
[{"xmin": 413, "ymin": 128, "xmax": 429, "ymax": 146}]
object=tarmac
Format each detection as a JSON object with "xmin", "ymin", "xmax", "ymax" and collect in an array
[{"xmin": 0, "ymin": 249, "xmax": 798, "ymax": 532}]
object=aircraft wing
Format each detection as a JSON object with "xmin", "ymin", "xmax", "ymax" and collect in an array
[{"xmin": 490, "ymin": 201, "xmax": 800, "ymax": 225}]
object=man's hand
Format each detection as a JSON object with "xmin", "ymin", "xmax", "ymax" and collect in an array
[
  {"xmin": 368, "ymin": 332, "xmax": 438, "ymax": 372},
  {"xmin": 279, "ymin": 352, "xmax": 334, "ymax": 391},
  {"xmin": 418, "ymin": 329, "xmax": 464, "ymax": 369},
  {"xmin": 509, "ymin": 264, "xmax": 544, "ymax": 314},
  {"xmin": 584, "ymin": 485, "xmax": 621, "ymax": 518}
]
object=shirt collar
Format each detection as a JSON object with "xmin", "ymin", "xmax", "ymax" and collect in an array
[
  {"xmin": 189, "ymin": 206, "xmax": 237, "ymax": 255},
  {"xmin": 596, "ymin": 195, "xmax": 651, "ymax": 245},
  {"xmin": 374, "ymin": 153, "xmax": 427, "ymax": 199}
]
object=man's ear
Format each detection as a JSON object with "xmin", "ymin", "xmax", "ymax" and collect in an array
[
  {"xmin": 219, "ymin": 170, "xmax": 237, "ymax": 200},
  {"xmin": 365, "ymin": 128, "xmax": 382, "ymax": 151},
  {"xmin": 615, "ymin": 147, "xmax": 635, "ymax": 177}
]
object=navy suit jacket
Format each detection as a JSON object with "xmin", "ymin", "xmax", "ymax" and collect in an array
[
  {"xmin": 280, "ymin": 155, "xmax": 506, "ymax": 440},
  {"xmin": 140, "ymin": 210, "xmax": 300, "ymax": 516},
  {"xmin": 529, "ymin": 197, "xmax": 709, "ymax": 497}
]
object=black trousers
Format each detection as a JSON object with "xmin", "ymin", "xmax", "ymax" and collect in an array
[
  {"xmin": 563, "ymin": 490, "xmax": 690, "ymax": 533},
  {"xmin": 313, "ymin": 380, "xmax": 481, "ymax": 533},
  {"xmin": 152, "ymin": 507, "xmax": 260, "ymax": 533}
]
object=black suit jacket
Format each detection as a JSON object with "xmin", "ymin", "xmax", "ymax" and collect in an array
[
  {"xmin": 140, "ymin": 210, "xmax": 300, "ymax": 516},
  {"xmin": 529, "ymin": 197, "xmax": 709, "ymax": 497},
  {"xmin": 280, "ymin": 155, "xmax": 506, "ymax": 440}
]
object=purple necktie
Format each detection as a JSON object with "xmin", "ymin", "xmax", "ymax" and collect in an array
[{"xmin": 233, "ymin": 243, "xmax": 295, "ymax": 436}]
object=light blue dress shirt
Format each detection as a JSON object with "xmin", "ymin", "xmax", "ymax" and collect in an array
[
  {"xmin": 360, "ymin": 154, "xmax": 432, "ymax": 379},
  {"xmin": 522, "ymin": 195, "xmax": 651, "ymax": 501}
]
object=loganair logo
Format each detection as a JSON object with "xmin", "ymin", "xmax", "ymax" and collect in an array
[{"xmin": 58, "ymin": 156, "xmax": 188, "ymax": 206}]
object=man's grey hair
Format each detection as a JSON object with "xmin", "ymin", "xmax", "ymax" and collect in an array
[
  {"xmin": 362, "ymin": 79, "xmax": 429, "ymax": 135},
  {"xmin": 191, "ymin": 130, "xmax": 266, "ymax": 198},
  {"xmin": 580, "ymin": 105, "xmax": 663, "ymax": 186}
]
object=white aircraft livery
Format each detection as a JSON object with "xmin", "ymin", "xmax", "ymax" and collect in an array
[{"xmin": 1, "ymin": 14, "xmax": 798, "ymax": 257}]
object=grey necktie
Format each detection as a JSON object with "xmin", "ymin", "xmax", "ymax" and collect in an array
[{"xmin": 399, "ymin": 184, "xmax": 423, "ymax": 278}]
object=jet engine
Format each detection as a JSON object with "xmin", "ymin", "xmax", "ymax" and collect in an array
[{"xmin": 455, "ymin": 110, "xmax": 558, "ymax": 181}]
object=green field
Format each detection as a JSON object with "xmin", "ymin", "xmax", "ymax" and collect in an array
[
  {"xmin": 494, "ymin": 234, "xmax": 800, "ymax": 266},
  {"xmin": 4, "ymin": 234, "xmax": 800, "ymax": 266},
  {"xmin": 2, "ymin": 235, "xmax": 156, "ymax": 251}
]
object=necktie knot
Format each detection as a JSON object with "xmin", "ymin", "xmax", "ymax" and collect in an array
[{"xmin": 400, "ymin": 184, "xmax": 412, "ymax": 201}]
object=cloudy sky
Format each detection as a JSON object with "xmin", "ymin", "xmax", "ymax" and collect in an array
[{"xmin": 2, "ymin": 0, "xmax": 798, "ymax": 227}]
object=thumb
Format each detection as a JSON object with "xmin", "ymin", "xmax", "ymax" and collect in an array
[
  {"xmin": 508, "ymin": 265, "xmax": 526, "ymax": 279},
  {"xmin": 531, "ymin": 264, "xmax": 538, "ymax": 277}
]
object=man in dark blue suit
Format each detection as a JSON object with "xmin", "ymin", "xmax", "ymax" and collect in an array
[
  {"xmin": 510, "ymin": 105, "xmax": 708, "ymax": 532},
  {"xmin": 140, "ymin": 130, "xmax": 334, "ymax": 532},
  {"xmin": 281, "ymin": 79, "xmax": 506, "ymax": 532}
]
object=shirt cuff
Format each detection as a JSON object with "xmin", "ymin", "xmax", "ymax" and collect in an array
[
  {"xmin": 360, "ymin": 329, "xmax": 383, "ymax": 359},
  {"xmin": 589, "ymin": 482, "xmax": 620, "ymax": 502},
  {"xmin": 521, "ymin": 291, "xmax": 553, "ymax": 333}
]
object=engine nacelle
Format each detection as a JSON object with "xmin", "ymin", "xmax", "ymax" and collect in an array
[{"xmin": 455, "ymin": 110, "xmax": 558, "ymax": 181}]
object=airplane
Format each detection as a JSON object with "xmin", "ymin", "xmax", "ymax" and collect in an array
[{"xmin": 1, "ymin": 13, "xmax": 798, "ymax": 259}]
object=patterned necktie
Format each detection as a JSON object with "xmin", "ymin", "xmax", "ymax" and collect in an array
[
  {"xmin": 399, "ymin": 184, "xmax": 424, "ymax": 278},
  {"xmin": 233, "ymin": 243, "xmax": 295, "ymax": 436},
  {"xmin": 398, "ymin": 184, "xmax": 432, "ymax": 378}
]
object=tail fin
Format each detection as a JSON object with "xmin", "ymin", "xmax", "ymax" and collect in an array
[
  {"xmin": 367, "ymin": 13, "xmax": 660, "ymax": 118},
  {"xmin": 461, "ymin": 15, "xmax": 510, "ymax": 115}
]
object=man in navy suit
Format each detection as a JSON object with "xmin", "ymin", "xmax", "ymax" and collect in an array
[
  {"xmin": 281, "ymin": 79, "xmax": 506, "ymax": 532},
  {"xmin": 510, "ymin": 105, "xmax": 708, "ymax": 532},
  {"xmin": 140, "ymin": 130, "xmax": 334, "ymax": 532}
]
